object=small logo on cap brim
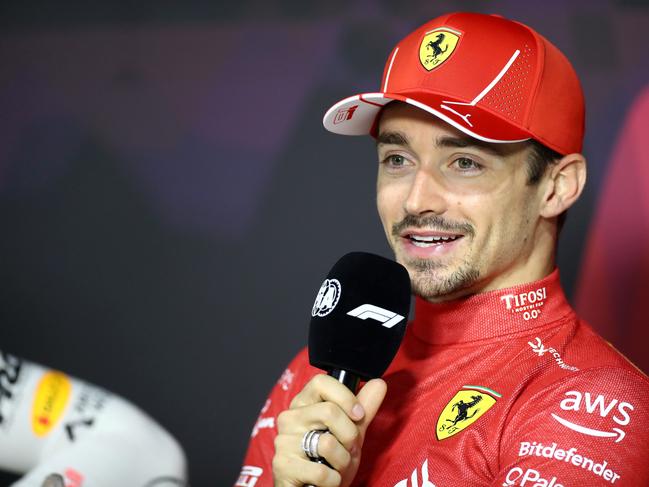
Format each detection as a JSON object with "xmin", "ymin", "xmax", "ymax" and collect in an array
[
  {"xmin": 333, "ymin": 105, "xmax": 359, "ymax": 125},
  {"xmin": 419, "ymin": 28, "xmax": 461, "ymax": 71}
]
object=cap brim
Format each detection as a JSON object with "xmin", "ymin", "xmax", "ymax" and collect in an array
[{"xmin": 323, "ymin": 92, "xmax": 532, "ymax": 145}]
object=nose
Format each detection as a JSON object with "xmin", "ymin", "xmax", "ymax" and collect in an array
[{"xmin": 404, "ymin": 168, "xmax": 448, "ymax": 216}]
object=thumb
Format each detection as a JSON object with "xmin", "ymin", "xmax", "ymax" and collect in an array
[{"xmin": 355, "ymin": 378, "xmax": 387, "ymax": 437}]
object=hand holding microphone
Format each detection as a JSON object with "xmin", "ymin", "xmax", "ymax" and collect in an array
[{"xmin": 272, "ymin": 253, "xmax": 410, "ymax": 487}]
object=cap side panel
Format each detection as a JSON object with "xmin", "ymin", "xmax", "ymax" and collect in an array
[
  {"xmin": 521, "ymin": 24, "xmax": 546, "ymax": 132},
  {"xmin": 528, "ymin": 35, "xmax": 585, "ymax": 154}
]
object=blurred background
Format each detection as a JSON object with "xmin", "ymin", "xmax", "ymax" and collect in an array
[{"xmin": 1, "ymin": 0, "xmax": 648, "ymax": 484}]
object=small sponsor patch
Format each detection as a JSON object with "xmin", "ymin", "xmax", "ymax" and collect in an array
[
  {"xmin": 500, "ymin": 286, "xmax": 547, "ymax": 320},
  {"xmin": 518, "ymin": 441, "xmax": 621, "ymax": 485},
  {"xmin": 312, "ymin": 278, "xmax": 341, "ymax": 317},
  {"xmin": 236, "ymin": 466, "xmax": 263, "ymax": 487},
  {"xmin": 419, "ymin": 28, "xmax": 461, "ymax": 71},
  {"xmin": 64, "ymin": 384, "xmax": 109, "ymax": 442},
  {"xmin": 32, "ymin": 371, "xmax": 72, "ymax": 437},
  {"xmin": 0, "ymin": 350, "xmax": 24, "ymax": 429},
  {"xmin": 393, "ymin": 459, "xmax": 437, "ymax": 487},
  {"xmin": 528, "ymin": 337, "xmax": 578, "ymax": 372},
  {"xmin": 503, "ymin": 467, "xmax": 564, "ymax": 487},
  {"xmin": 436, "ymin": 385, "xmax": 501, "ymax": 440},
  {"xmin": 333, "ymin": 105, "xmax": 359, "ymax": 124},
  {"xmin": 278, "ymin": 368, "xmax": 294, "ymax": 391},
  {"xmin": 551, "ymin": 390, "xmax": 633, "ymax": 443},
  {"xmin": 64, "ymin": 468, "xmax": 84, "ymax": 487}
]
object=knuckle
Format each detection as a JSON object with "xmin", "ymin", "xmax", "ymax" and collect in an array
[
  {"xmin": 319, "ymin": 432, "xmax": 340, "ymax": 456},
  {"xmin": 340, "ymin": 448, "xmax": 352, "ymax": 469},
  {"xmin": 321, "ymin": 401, "xmax": 338, "ymax": 421},
  {"xmin": 271, "ymin": 453, "xmax": 286, "ymax": 475},
  {"xmin": 273, "ymin": 434, "xmax": 283, "ymax": 451},
  {"xmin": 315, "ymin": 432, "xmax": 333, "ymax": 457},
  {"xmin": 348, "ymin": 427, "xmax": 360, "ymax": 442},
  {"xmin": 312, "ymin": 373, "xmax": 327, "ymax": 387},
  {"xmin": 276, "ymin": 410, "xmax": 290, "ymax": 430},
  {"xmin": 338, "ymin": 426, "xmax": 359, "ymax": 447},
  {"xmin": 312, "ymin": 465, "xmax": 333, "ymax": 486},
  {"xmin": 289, "ymin": 394, "xmax": 306, "ymax": 409}
]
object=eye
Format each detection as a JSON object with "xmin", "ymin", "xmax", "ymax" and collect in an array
[
  {"xmin": 452, "ymin": 157, "xmax": 483, "ymax": 172},
  {"xmin": 381, "ymin": 154, "xmax": 410, "ymax": 171},
  {"xmin": 383, "ymin": 154, "xmax": 407, "ymax": 167}
]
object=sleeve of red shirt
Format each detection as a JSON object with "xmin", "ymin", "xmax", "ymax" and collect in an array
[
  {"xmin": 234, "ymin": 348, "xmax": 319, "ymax": 487},
  {"xmin": 493, "ymin": 367, "xmax": 649, "ymax": 486}
]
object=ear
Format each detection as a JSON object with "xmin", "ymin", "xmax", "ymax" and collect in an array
[{"xmin": 539, "ymin": 153, "xmax": 587, "ymax": 218}]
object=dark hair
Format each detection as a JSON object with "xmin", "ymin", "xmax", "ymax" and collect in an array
[
  {"xmin": 526, "ymin": 139, "xmax": 562, "ymax": 185},
  {"xmin": 526, "ymin": 139, "xmax": 568, "ymax": 231}
]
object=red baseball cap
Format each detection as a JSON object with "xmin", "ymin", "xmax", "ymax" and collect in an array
[{"xmin": 323, "ymin": 12, "xmax": 585, "ymax": 155}]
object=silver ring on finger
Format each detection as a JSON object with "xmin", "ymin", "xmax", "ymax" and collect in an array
[{"xmin": 301, "ymin": 429, "xmax": 327, "ymax": 461}]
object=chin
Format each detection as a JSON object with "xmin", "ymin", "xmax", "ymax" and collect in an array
[{"xmin": 409, "ymin": 266, "xmax": 481, "ymax": 301}]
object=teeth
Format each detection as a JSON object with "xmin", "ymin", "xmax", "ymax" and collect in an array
[
  {"xmin": 410, "ymin": 235, "xmax": 456, "ymax": 242},
  {"xmin": 412, "ymin": 240, "xmax": 435, "ymax": 247},
  {"xmin": 409, "ymin": 234, "xmax": 458, "ymax": 247}
]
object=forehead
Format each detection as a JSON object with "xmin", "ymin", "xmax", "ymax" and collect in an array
[{"xmin": 376, "ymin": 102, "xmax": 530, "ymax": 158}]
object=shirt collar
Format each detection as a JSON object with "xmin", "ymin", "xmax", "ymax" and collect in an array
[{"xmin": 411, "ymin": 269, "xmax": 573, "ymax": 345}]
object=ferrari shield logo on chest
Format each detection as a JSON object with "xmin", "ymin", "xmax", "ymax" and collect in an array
[
  {"xmin": 436, "ymin": 385, "xmax": 501, "ymax": 440},
  {"xmin": 419, "ymin": 28, "xmax": 461, "ymax": 71}
]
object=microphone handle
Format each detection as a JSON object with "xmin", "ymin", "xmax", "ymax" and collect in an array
[
  {"xmin": 329, "ymin": 368, "xmax": 360, "ymax": 393},
  {"xmin": 304, "ymin": 369, "xmax": 361, "ymax": 486}
]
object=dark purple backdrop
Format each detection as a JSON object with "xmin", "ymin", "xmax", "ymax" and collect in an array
[{"xmin": 1, "ymin": 1, "xmax": 648, "ymax": 485}]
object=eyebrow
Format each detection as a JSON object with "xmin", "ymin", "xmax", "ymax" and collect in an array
[
  {"xmin": 376, "ymin": 131, "xmax": 410, "ymax": 148},
  {"xmin": 435, "ymin": 135, "xmax": 508, "ymax": 156},
  {"xmin": 377, "ymin": 131, "xmax": 509, "ymax": 157}
]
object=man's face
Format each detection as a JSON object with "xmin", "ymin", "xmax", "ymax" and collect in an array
[{"xmin": 376, "ymin": 103, "xmax": 547, "ymax": 301}]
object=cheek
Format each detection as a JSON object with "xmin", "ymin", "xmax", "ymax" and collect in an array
[{"xmin": 376, "ymin": 181, "xmax": 402, "ymax": 227}]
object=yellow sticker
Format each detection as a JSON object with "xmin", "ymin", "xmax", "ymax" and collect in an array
[
  {"xmin": 419, "ymin": 28, "xmax": 461, "ymax": 71},
  {"xmin": 436, "ymin": 385, "xmax": 501, "ymax": 440},
  {"xmin": 32, "ymin": 371, "xmax": 72, "ymax": 437}
]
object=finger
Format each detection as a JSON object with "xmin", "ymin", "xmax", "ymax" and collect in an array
[
  {"xmin": 272, "ymin": 441, "xmax": 342, "ymax": 487},
  {"xmin": 277, "ymin": 402, "xmax": 360, "ymax": 449},
  {"xmin": 355, "ymin": 379, "xmax": 388, "ymax": 439},
  {"xmin": 275, "ymin": 431, "xmax": 351, "ymax": 473},
  {"xmin": 316, "ymin": 431, "xmax": 352, "ymax": 472},
  {"xmin": 290, "ymin": 374, "xmax": 365, "ymax": 421}
]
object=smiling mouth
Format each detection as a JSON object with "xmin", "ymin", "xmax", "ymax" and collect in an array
[{"xmin": 406, "ymin": 234, "xmax": 463, "ymax": 247}]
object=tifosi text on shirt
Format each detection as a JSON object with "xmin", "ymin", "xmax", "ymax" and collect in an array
[{"xmin": 500, "ymin": 287, "xmax": 546, "ymax": 320}]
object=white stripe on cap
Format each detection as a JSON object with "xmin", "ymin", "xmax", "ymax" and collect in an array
[
  {"xmin": 404, "ymin": 96, "xmax": 529, "ymax": 144},
  {"xmin": 382, "ymin": 48, "xmax": 400, "ymax": 93},
  {"xmin": 441, "ymin": 49, "xmax": 520, "ymax": 110}
]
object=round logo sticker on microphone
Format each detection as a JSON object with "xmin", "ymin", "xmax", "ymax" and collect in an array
[{"xmin": 312, "ymin": 279, "xmax": 341, "ymax": 317}]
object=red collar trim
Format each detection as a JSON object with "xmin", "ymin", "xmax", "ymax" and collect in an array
[{"xmin": 411, "ymin": 269, "xmax": 573, "ymax": 345}]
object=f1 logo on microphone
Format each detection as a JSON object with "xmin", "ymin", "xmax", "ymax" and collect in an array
[{"xmin": 346, "ymin": 304, "xmax": 405, "ymax": 329}]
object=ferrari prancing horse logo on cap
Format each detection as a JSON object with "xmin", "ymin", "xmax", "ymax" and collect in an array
[{"xmin": 419, "ymin": 28, "xmax": 461, "ymax": 71}]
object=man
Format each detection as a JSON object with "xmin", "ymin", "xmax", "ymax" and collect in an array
[{"xmin": 237, "ymin": 12, "xmax": 649, "ymax": 487}]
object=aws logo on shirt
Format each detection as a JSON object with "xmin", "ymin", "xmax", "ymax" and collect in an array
[{"xmin": 551, "ymin": 390, "xmax": 634, "ymax": 443}]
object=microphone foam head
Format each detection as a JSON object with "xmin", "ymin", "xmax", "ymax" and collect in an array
[{"xmin": 309, "ymin": 252, "xmax": 411, "ymax": 380}]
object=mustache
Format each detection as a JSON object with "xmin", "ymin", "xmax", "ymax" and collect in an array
[{"xmin": 391, "ymin": 214, "xmax": 475, "ymax": 238}]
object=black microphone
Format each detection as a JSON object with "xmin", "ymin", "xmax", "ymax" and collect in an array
[
  {"xmin": 308, "ymin": 252, "xmax": 412, "ymax": 393},
  {"xmin": 303, "ymin": 253, "xmax": 411, "ymax": 482}
]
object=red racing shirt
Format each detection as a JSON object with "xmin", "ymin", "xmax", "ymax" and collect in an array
[{"xmin": 236, "ymin": 270, "xmax": 649, "ymax": 486}]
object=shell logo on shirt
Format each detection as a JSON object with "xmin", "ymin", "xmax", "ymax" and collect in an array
[
  {"xmin": 436, "ymin": 385, "xmax": 501, "ymax": 440},
  {"xmin": 31, "ymin": 371, "xmax": 72, "ymax": 436}
]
